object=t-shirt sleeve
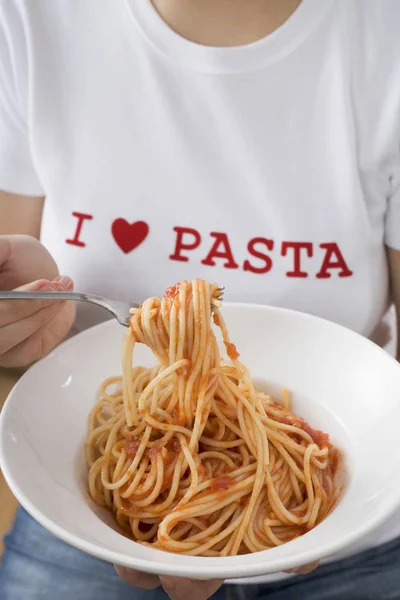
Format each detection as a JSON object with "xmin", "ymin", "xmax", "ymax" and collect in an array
[
  {"xmin": 0, "ymin": 2, "xmax": 44, "ymax": 196},
  {"xmin": 385, "ymin": 151, "xmax": 400, "ymax": 250}
]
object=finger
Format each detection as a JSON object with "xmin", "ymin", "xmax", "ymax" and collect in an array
[
  {"xmin": 286, "ymin": 560, "xmax": 320, "ymax": 575},
  {"xmin": 0, "ymin": 235, "xmax": 12, "ymax": 267},
  {"xmin": 114, "ymin": 566, "xmax": 160, "ymax": 589},
  {"xmin": 0, "ymin": 276, "xmax": 73, "ymax": 327},
  {"xmin": 0, "ymin": 280, "xmax": 73, "ymax": 354},
  {"xmin": 0, "ymin": 234, "xmax": 59, "ymax": 289},
  {"xmin": 370, "ymin": 320, "xmax": 392, "ymax": 347},
  {"xmin": 0, "ymin": 279, "xmax": 55, "ymax": 327},
  {"xmin": 160, "ymin": 577, "xmax": 224, "ymax": 600},
  {"xmin": 0, "ymin": 297, "xmax": 66, "ymax": 355},
  {"xmin": 0, "ymin": 298, "xmax": 76, "ymax": 368}
]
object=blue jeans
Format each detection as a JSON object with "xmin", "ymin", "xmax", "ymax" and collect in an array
[{"xmin": 0, "ymin": 508, "xmax": 399, "ymax": 599}]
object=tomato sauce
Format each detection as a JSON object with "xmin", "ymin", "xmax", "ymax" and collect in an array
[
  {"xmin": 225, "ymin": 342, "xmax": 240, "ymax": 360},
  {"xmin": 274, "ymin": 408, "xmax": 330, "ymax": 447},
  {"xmin": 213, "ymin": 312, "xmax": 221, "ymax": 327},
  {"xmin": 210, "ymin": 475, "xmax": 235, "ymax": 492},
  {"xmin": 125, "ymin": 438, "xmax": 141, "ymax": 457},
  {"xmin": 165, "ymin": 283, "xmax": 180, "ymax": 299}
]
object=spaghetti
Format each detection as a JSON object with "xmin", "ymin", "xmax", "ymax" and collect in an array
[{"xmin": 86, "ymin": 279, "xmax": 340, "ymax": 556}]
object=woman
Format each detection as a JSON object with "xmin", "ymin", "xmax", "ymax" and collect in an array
[{"xmin": 0, "ymin": 0, "xmax": 400, "ymax": 599}]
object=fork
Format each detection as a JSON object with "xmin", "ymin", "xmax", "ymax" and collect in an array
[{"xmin": 0, "ymin": 288, "xmax": 225, "ymax": 328}]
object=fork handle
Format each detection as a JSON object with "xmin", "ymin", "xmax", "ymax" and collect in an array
[
  {"xmin": 0, "ymin": 291, "xmax": 83, "ymax": 301},
  {"xmin": 0, "ymin": 290, "xmax": 138, "ymax": 316},
  {"xmin": 0, "ymin": 291, "xmax": 117, "ymax": 311},
  {"xmin": 0, "ymin": 291, "xmax": 138, "ymax": 329}
]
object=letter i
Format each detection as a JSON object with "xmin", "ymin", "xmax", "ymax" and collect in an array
[{"xmin": 66, "ymin": 212, "xmax": 93, "ymax": 247}]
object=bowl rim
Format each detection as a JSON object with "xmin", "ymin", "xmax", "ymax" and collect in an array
[{"xmin": 1, "ymin": 302, "xmax": 400, "ymax": 579}]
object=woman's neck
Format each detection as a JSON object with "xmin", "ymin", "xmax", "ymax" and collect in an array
[{"xmin": 151, "ymin": 0, "xmax": 302, "ymax": 47}]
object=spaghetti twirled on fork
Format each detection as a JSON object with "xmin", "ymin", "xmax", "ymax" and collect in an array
[{"xmin": 86, "ymin": 279, "xmax": 340, "ymax": 556}]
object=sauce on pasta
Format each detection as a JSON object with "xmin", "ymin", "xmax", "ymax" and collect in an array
[{"xmin": 86, "ymin": 279, "xmax": 341, "ymax": 556}]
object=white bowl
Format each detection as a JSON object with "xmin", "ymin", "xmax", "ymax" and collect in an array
[{"xmin": 1, "ymin": 304, "xmax": 400, "ymax": 581}]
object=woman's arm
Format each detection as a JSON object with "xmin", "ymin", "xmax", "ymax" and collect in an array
[
  {"xmin": 0, "ymin": 191, "xmax": 75, "ymax": 366},
  {"xmin": 0, "ymin": 191, "xmax": 58, "ymax": 286},
  {"xmin": 388, "ymin": 247, "xmax": 400, "ymax": 361},
  {"xmin": 0, "ymin": 190, "xmax": 44, "ymax": 237}
]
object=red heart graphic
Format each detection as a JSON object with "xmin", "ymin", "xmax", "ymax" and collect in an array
[{"xmin": 111, "ymin": 219, "xmax": 149, "ymax": 254}]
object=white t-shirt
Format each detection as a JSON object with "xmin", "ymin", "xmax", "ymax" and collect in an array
[{"xmin": 1, "ymin": 0, "xmax": 400, "ymax": 581}]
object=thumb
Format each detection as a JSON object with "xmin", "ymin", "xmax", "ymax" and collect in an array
[
  {"xmin": 286, "ymin": 560, "xmax": 320, "ymax": 575},
  {"xmin": 160, "ymin": 577, "xmax": 224, "ymax": 600},
  {"xmin": 17, "ymin": 276, "xmax": 73, "ymax": 292},
  {"xmin": 0, "ymin": 235, "xmax": 12, "ymax": 267},
  {"xmin": 114, "ymin": 566, "xmax": 160, "ymax": 589}
]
